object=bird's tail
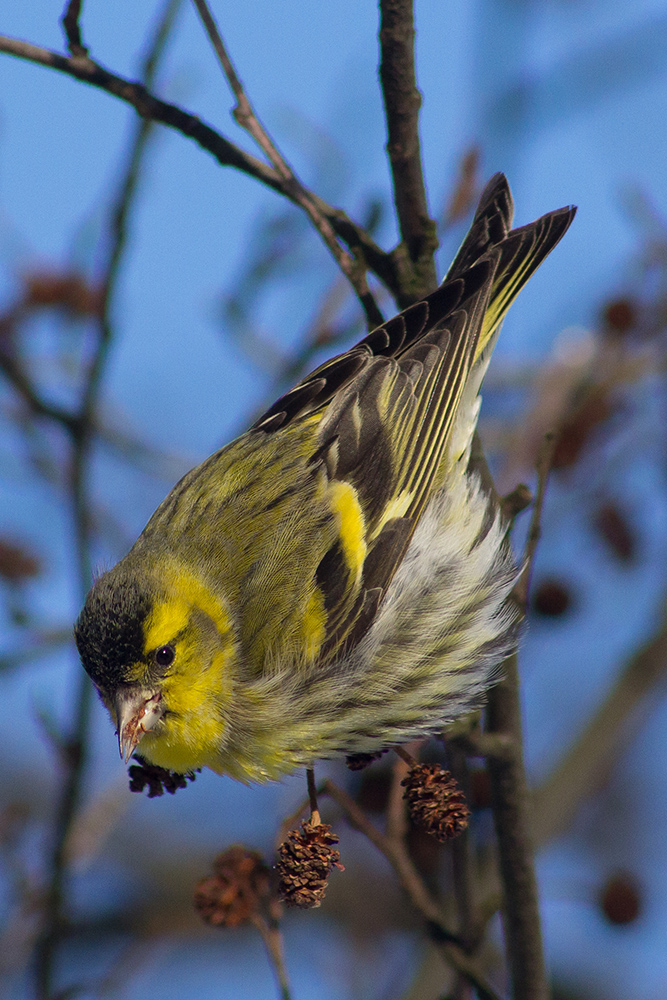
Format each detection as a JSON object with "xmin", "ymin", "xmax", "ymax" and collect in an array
[
  {"xmin": 446, "ymin": 173, "xmax": 576, "ymax": 366},
  {"xmin": 445, "ymin": 174, "xmax": 576, "ymax": 467}
]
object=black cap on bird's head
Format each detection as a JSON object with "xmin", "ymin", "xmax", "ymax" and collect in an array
[
  {"xmin": 74, "ymin": 571, "xmax": 152, "ymax": 692},
  {"xmin": 75, "ymin": 571, "xmax": 169, "ymax": 762}
]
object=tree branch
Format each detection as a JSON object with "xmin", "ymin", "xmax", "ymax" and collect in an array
[
  {"xmin": 60, "ymin": 0, "xmax": 87, "ymax": 57},
  {"xmin": 532, "ymin": 595, "xmax": 667, "ymax": 847},
  {"xmin": 0, "ymin": 33, "xmax": 392, "ymax": 320},
  {"xmin": 191, "ymin": 0, "xmax": 382, "ymax": 329},
  {"xmin": 514, "ymin": 432, "xmax": 556, "ymax": 609},
  {"xmin": 485, "ymin": 655, "xmax": 548, "ymax": 1000},
  {"xmin": 482, "ymin": 441, "xmax": 556, "ymax": 1000},
  {"xmin": 378, "ymin": 0, "xmax": 438, "ymax": 301},
  {"xmin": 33, "ymin": 5, "xmax": 182, "ymax": 995},
  {"xmin": 322, "ymin": 780, "xmax": 501, "ymax": 1000}
]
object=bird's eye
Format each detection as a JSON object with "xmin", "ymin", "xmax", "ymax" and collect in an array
[{"xmin": 154, "ymin": 644, "xmax": 175, "ymax": 668}]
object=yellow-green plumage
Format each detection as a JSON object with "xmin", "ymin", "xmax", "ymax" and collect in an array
[{"xmin": 75, "ymin": 174, "xmax": 575, "ymax": 782}]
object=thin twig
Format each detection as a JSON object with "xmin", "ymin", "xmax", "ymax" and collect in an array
[
  {"xmin": 485, "ymin": 653, "xmax": 548, "ymax": 1000},
  {"xmin": 190, "ymin": 0, "xmax": 383, "ymax": 329},
  {"xmin": 0, "ymin": 35, "xmax": 397, "ymax": 302},
  {"xmin": 33, "ymin": 6, "xmax": 181, "ymax": 995},
  {"xmin": 191, "ymin": 0, "xmax": 288, "ymax": 171},
  {"xmin": 394, "ymin": 744, "xmax": 417, "ymax": 767},
  {"xmin": 447, "ymin": 743, "xmax": 477, "ymax": 953},
  {"xmin": 474, "ymin": 433, "xmax": 556, "ymax": 1000},
  {"xmin": 60, "ymin": 0, "xmax": 87, "ymax": 57},
  {"xmin": 306, "ymin": 767, "xmax": 321, "ymax": 826},
  {"xmin": 322, "ymin": 780, "xmax": 451, "ymax": 933},
  {"xmin": 532, "ymin": 593, "xmax": 667, "ymax": 846},
  {"xmin": 514, "ymin": 431, "xmax": 556, "ymax": 608},
  {"xmin": 386, "ymin": 753, "xmax": 410, "ymax": 844},
  {"xmin": 481, "ymin": 438, "xmax": 557, "ymax": 1000},
  {"xmin": 251, "ymin": 915, "xmax": 292, "ymax": 1000},
  {"xmin": 378, "ymin": 0, "xmax": 437, "ymax": 301},
  {"xmin": 321, "ymin": 780, "xmax": 501, "ymax": 1000},
  {"xmin": 0, "ymin": 344, "xmax": 79, "ymax": 433},
  {"xmin": 275, "ymin": 795, "xmax": 311, "ymax": 850}
]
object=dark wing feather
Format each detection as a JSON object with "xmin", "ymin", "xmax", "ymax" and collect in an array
[{"xmin": 249, "ymin": 174, "xmax": 576, "ymax": 659}]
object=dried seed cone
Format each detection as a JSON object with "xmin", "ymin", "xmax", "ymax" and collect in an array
[
  {"xmin": 345, "ymin": 750, "xmax": 386, "ymax": 771},
  {"xmin": 128, "ymin": 759, "xmax": 197, "ymax": 797},
  {"xmin": 401, "ymin": 763, "xmax": 471, "ymax": 841},
  {"xmin": 194, "ymin": 846, "xmax": 271, "ymax": 927},
  {"xmin": 276, "ymin": 821, "xmax": 343, "ymax": 908}
]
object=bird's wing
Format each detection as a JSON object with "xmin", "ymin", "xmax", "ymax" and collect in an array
[
  {"xmin": 248, "ymin": 258, "xmax": 495, "ymax": 661},
  {"xmin": 249, "ymin": 175, "xmax": 576, "ymax": 659}
]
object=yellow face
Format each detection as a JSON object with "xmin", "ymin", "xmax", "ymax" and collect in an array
[{"xmin": 121, "ymin": 565, "xmax": 237, "ymax": 774}]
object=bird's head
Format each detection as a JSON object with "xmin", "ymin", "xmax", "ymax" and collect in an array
[{"xmin": 74, "ymin": 559, "xmax": 236, "ymax": 773}]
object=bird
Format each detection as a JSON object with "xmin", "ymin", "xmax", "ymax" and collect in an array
[{"xmin": 75, "ymin": 173, "xmax": 575, "ymax": 783}]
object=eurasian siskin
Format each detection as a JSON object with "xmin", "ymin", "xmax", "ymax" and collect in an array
[{"xmin": 75, "ymin": 174, "xmax": 575, "ymax": 782}]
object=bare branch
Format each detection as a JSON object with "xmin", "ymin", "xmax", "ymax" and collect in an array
[
  {"xmin": 0, "ymin": 35, "xmax": 281, "ymax": 184},
  {"xmin": 447, "ymin": 742, "xmax": 478, "ymax": 958},
  {"xmin": 478, "ymin": 433, "xmax": 557, "ymax": 999},
  {"xmin": 190, "ymin": 0, "xmax": 383, "ymax": 328},
  {"xmin": 322, "ymin": 780, "xmax": 501, "ymax": 1000},
  {"xmin": 251, "ymin": 915, "xmax": 292, "ymax": 1000},
  {"xmin": 0, "ymin": 32, "xmax": 395, "ymax": 316},
  {"xmin": 378, "ymin": 0, "xmax": 437, "ymax": 301},
  {"xmin": 0, "ymin": 343, "xmax": 80, "ymax": 433},
  {"xmin": 33, "ymin": 6, "xmax": 182, "ymax": 994},
  {"xmin": 485, "ymin": 654, "xmax": 548, "ymax": 1000},
  {"xmin": 60, "ymin": 0, "xmax": 87, "ymax": 57},
  {"xmin": 515, "ymin": 432, "xmax": 556, "ymax": 608},
  {"xmin": 191, "ymin": 0, "xmax": 283, "ymax": 168},
  {"xmin": 532, "ymin": 596, "xmax": 667, "ymax": 846},
  {"xmin": 385, "ymin": 751, "xmax": 411, "ymax": 844}
]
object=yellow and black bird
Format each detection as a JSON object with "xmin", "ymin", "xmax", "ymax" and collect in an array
[{"xmin": 75, "ymin": 174, "xmax": 575, "ymax": 782}]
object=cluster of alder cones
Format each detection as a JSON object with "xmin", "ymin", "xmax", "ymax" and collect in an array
[{"xmin": 187, "ymin": 761, "xmax": 471, "ymax": 924}]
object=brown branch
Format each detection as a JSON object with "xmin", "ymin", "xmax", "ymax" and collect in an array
[
  {"xmin": 191, "ymin": 0, "xmax": 288, "ymax": 171},
  {"xmin": 0, "ymin": 344, "xmax": 80, "ymax": 433},
  {"xmin": 0, "ymin": 36, "xmax": 279, "ymax": 187},
  {"xmin": 321, "ymin": 780, "xmax": 501, "ymax": 1000},
  {"xmin": 485, "ymin": 654, "xmax": 547, "ymax": 1000},
  {"xmin": 461, "ymin": 396, "xmax": 551, "ymax": 996},
  {"xmin": 378, "ymin": 0, "xmax": 438, "ymax": 301},
  {"xmin": 306, "ymin": 766, "xmax": 321, "ymax": 826},
  {"xmin": 481, "ymin": 440, "xmax": 558, "ymax": 1000},
  {"xmin": 190, "ymin": 0, "xmax": 383, "ymax": 329},
  {"xmin": 0, "ymin": 34, "xmax": 396, "ymax": 306},
  {"xmin": 251, "ymin": 915, "xmax": 292, "ymax": 1000},
  {"xmin": 447, "ymin": 743, "xmax": 478, "ymax": 959},
  {"xmin": 323, "ymin": 778, "xmax": 449, "ymax": 929},
  {"xmin": 451, "ymin": 730, "xmax": 514, "ymax": 762},
  {"xmin": 514, "ymin": 432, "xmax": 556, "ymax": 608},
  {"xmin": 471, "ymin": 433, "xmax": 558, "ymax": 999},
  {"xmin": 33, "ymin": 6, "xmax": 182, "ymax": 995},
  {"xmin": 532, "ymin": 595, "xmax": 667, "ymax": 847},
  {"xmin": 60, "ymin": 0, "xmax": 87, "ymax": 56},
  {"xmin": 386, "ymin": 751, "xmax": 411, "ymax": 843}
]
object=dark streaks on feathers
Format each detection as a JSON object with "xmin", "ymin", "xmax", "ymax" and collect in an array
[
  {"xmin": 361, "ymin": 518, "xmax": 414, "ymax": 594},
  {"xmin": 315, "ymin": 541, "xmax": 350, "ymax": 617},
  {"xmin": 446, "ymin": 171, "xmax": 514, "ymax": 279},
  {"xmin": 246, "ymin": 174, "xmax": 575, "ymax": 664},
  {"xmin": 324, "ymin": 587, "xmax": 383, "ymax": 661}
]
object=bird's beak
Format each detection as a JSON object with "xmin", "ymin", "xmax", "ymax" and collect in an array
[{"xmin": 114, "ymin": 687, "xmax": 165, "ymax": 763}]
